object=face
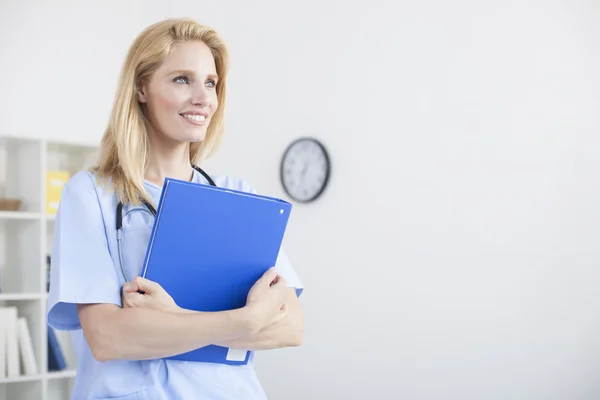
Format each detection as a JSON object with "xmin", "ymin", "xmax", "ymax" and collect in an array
[{"xmin": 137, "ymin": 40, "xmax": 219, "ymax": 144}]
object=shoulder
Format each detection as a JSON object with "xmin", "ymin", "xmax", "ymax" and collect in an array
[
  {"xmin": 62, "ymin": 170, "xmax": 98, "ymax": 198},
  {"xmin": 211, "ymin": 174, "xmax": 259, "ymax": 195},
  {"xmin": 61, "ymin": 170, "xmax": 95, "ymax": 199},
  {"xmin": 60, "ymin": 170, "xmax": 116, "ymax": 212}
]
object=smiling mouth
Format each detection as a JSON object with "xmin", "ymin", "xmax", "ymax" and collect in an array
[{"xmin": 180, "ymin": 113, "xmax": 207, "ymax": 123}]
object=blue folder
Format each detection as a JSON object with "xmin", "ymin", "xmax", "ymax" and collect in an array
[{"xmin": 141, "ymin": 177, "xmax": 292, "ymax": 365}]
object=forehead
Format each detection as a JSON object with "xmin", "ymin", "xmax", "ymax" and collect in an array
[{"xmin": 157, "ymin": 40, "xmax": 217, "ymax": 75}]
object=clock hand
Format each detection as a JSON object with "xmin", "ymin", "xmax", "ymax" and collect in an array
[{"xmin": 300, "ymin": 163, "xmax": 308, "ymax": 183}]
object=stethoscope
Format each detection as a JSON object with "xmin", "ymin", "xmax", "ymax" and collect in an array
[{"xmin": 116, "ymin": 165, "xmax": 216, "ymax": 282}]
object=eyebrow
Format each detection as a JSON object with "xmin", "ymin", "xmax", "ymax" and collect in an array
[{"xmin": 169, "ymin": 69, "xmax": 219, "ymax": 80}]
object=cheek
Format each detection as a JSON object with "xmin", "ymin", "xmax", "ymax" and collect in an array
[
  {"xmin": 211, "ymin": 94, "xmax": 219, "ymax": 114},
  {"xmin": 155, "ymin": 92, "xmax": 181, "ymax": 114},
  {"xmin": 148, "ymin": 86, "xmax": 183, "ymax": 120}
]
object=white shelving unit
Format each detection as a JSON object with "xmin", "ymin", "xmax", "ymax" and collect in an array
[{"xmin": 0, "ymin": 135, "xmax": 98, "ymax": 400}]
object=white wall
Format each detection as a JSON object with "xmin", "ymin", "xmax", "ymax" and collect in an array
[{"xmin": 3, "ymin": 0, "xmax": 600, "ymax": 398}]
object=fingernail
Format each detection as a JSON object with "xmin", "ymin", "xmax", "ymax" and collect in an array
[{"xmin": 123, "ymin": 283, "xmax": 130, "ymax": 290}]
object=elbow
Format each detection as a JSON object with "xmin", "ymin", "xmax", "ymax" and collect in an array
[
  {"xmin": 90, "ymin": 341, "xmax": 116, "ymax": 363},
  {"xmin": 292, "ymin": 329, "xmax": 304, "ymax": 347},
  {"xmin": 288, "ymin": 335, "xmax": 303, "ymax": 347},
  {"xmin": 288, "ymin": 309, "xmax": 304, "ymax": 347},
  {"xmin": 88, "ymin": 331, "xmax": 117, "ymax": 362},
  {"xmin": 287, "ymin": 322, "xmax": 304, "ymax": 347},
  {"xmin": 279, "ymin": 292, "xmax": 304, "ymax": 348},
  {"xmin": 78, "ymin": 304, "xmax": 124, "ymax": 362},
  {"xmin": 84, "ymin": 322, "xmax": 121, "ymax": 362},
  {"xmin": 91, "ymin": 346, "xmax": 112, "ymax": 363}
]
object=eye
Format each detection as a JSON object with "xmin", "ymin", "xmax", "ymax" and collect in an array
[
  {"xmin": 206, "ymin": 79, "xmax": 217, "ymax": 88},
  {"xmin": 173, "ymin": 76, "xmax": 190, "ymax": 84}
]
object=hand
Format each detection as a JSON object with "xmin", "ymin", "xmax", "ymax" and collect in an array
[
  {"xmin": 121, "ymin": 276, "xmax": 180, "ymax": 313},
  {"xmin": 245, "ymin": 267, "xmax": 288, "ymax": 332}
]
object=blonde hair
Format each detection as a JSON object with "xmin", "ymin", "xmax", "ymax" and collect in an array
[{"xmin": 93, "ymin": 18, "xmax": 229, "ymax": 205}]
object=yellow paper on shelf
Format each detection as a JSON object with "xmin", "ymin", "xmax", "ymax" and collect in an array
[{"xmin": 46, "ymin": 170, "xmax": 71, "ymax": 214}]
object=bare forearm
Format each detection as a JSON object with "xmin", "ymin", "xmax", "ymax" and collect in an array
[
  {"xmin": 219, "ymin": 288, "xmax": 304, "ymax": 350},
  {"xmin": 177, "ymin": 305, "xmax": 303, "ymax": 350},
  {"xmin": 79, "ymin": 304, "xmax": 252, "ymax": 361},
  {"xmin": 217, "ymin": 313, "xmax": 304, "ymax": 350}
]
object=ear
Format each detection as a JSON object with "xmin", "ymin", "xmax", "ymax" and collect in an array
[{"xmin": 137, "ymin": 83, "xmax": 148, "ymax": 103}]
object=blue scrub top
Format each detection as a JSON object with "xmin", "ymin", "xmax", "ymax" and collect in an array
[{"xmin": 47, "ymin": 169, "xmax": 304, "ymax": 400}]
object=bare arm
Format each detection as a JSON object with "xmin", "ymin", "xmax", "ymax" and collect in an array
[
  {"xmin": 81, "ymin": 268, "xmax": 287, "ymax": 362},
  {"xmin": 215, "ymin": 288, "xmax": 304, "ymax": 350},
  {"xmin": 77, "ymin": 303, "xmax": 253, "ymax": 362},
  {"xmin": 177, "ymin": 288, "xmax": 304, "ymax": 350}
]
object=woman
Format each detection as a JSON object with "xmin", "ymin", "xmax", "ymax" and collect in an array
[{"xmin": 47, "ymin": 17, "xmax": 304, "ymax": 400}]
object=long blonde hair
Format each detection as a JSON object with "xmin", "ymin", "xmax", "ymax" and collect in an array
[{"xmin": 93, "ymin": 18, "xmax": 229, "ymax": 205}]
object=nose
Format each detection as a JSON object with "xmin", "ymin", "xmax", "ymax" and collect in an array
[{"xmin": 190, "ymin": 83, "xmax": 210, "ymax": 107}]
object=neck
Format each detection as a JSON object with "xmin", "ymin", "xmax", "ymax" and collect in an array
[{"xmin": 145, "ymin": 135, "xmax": 193, "ymax": 187}]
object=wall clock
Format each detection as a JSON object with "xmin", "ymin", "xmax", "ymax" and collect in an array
[{"xmin": 280, "ymin": 137, "xmax": 330, "ymax": 203}]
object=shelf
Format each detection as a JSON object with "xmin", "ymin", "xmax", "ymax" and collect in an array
[
  {"xmin": 46, "ymin": 370, "xmax": 76, "ymax": 380},
  {"xmin": 0, "ymin": 136, "xmax": 92, "ymax": 399},
  {"xmin": 0, "ymin": 293, "xmax": 43, "ymax": 301},
  {"xmin": 0, "ymin": 211, "xmax": 41, "ymax": 220},
  {"xmin": 0, "ymin": 370, "xmax": 75, "ymax": 384},
  {"xmin": 0, "ymin": 374, "xmax": 41, "ymax": 384}
]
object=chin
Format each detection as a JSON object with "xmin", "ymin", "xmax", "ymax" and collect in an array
[
  {"xmin": 190, "ymin": 133, "xmax": 207, "ymax": 143},
  {"xmin": 179, "ymin": 130, "xmax": 208, "ymax": 143}
]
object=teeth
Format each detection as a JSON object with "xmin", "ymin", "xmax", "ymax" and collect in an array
[{"xmin": 182, "ymin": 114, "xmax": 206, "ymax": 122}]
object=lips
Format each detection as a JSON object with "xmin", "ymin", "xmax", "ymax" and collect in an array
[{"xmin": 180, "ymin": 113, "xmax": 206, "ymax": 123}]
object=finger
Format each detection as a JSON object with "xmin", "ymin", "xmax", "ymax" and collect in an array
[
  {"xmin": 270, "ymin": 274, "xmax": 280, "ymax": 286},
  {"xmin": 271, "ymin": 275, "xmax": 287, "ymax": 289},
  {"xmin": 132, "ymin": 276, "xmax": 159, "ymax": 294},
  {"xmin": 123, "ymin": 281, "xmax": 142, "ymax": 293},
  {"xmin": 258, "ymin": 267, "xmax": 278, "ymax": 286},
  {"xmin": 122, "ymin": 291, "xmax": 142, "ymax": 308},
  {"xmin": 271, "ymin": 274, "xmax": 285, "ymax": 287}
]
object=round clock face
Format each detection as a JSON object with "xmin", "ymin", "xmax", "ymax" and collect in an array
[{"xmin": 280, "ymin": 138, "xmax": 330, "ymax": 203}]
